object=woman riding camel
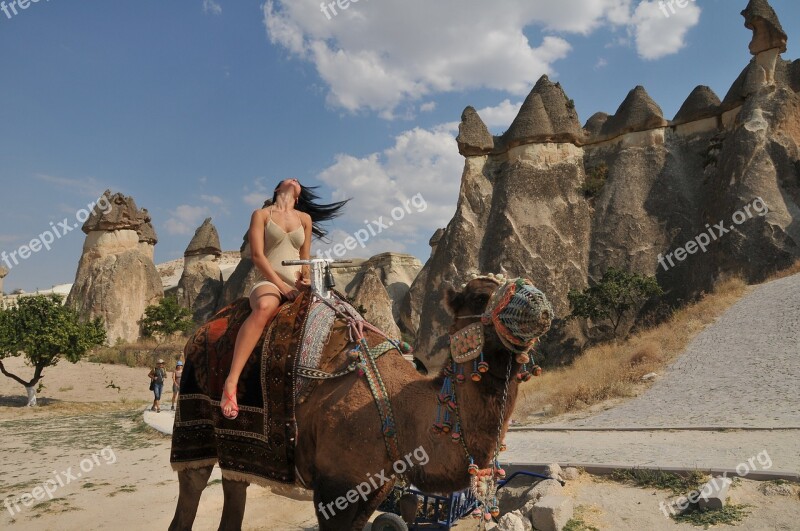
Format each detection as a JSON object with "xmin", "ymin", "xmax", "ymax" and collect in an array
[{"xmin": 221, "ymin": 178, "xmax": 347, "ymax": 419}]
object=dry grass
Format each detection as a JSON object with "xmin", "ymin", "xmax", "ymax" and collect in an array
[
  {"xmin": 515, "ymin": 276, "xmax": 749, "ymax": 421},
  {"xmin": 87, "ymin": 337, "xmax": 187, "ymax": 368},
  {"xmin": 766, "ymin": 259, "xmax": 800, "ymax": 282}
]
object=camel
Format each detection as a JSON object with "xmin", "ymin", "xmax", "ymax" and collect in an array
[{"xmin": 169, "ymin": 275, "xmax": 552, "ymax": 531}]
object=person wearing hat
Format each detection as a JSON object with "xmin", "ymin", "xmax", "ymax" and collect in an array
[
  {"xmin": 171, "ymin": 360, "xmax": 184, "ymax": 411},
  {"xmin": 148, "ymin": 359, "xmax": 167, "ymax": 413}
]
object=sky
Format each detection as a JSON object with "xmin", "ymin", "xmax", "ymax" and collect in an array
[{"xmin": 0, "ymin": 0, "xmax": 798, "ymax": 292}]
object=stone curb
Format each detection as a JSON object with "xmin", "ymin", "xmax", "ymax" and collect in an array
[
  {"xmin": 509, "ymin": 426, "xmax": 800, "ymax": 432},
  {"xmin": 500, "ymin": 462, "xmax": 800, "ymax": 483},
  {"xmin": 142, "ymin": 407, "xmax": 175, "ymax": 436}
]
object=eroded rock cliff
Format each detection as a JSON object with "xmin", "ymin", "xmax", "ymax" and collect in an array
[{"xmin": 413, "ymin": 0, "xmax": 800, "ymax": 368}]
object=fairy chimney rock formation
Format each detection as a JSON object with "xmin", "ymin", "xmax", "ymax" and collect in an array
[
  {"xmin": 742, "ymin": 0, "xmax": 787, "ymax": 55},
  {"xmin": 82, "ymin": 190, "xmax": 142, "ymax": 232},
  {"xmin": 177, "ymin": 218, "xmax": 223, "ymax": 323},
  {"xmin": 137, "ymin": 210, "xmax": 158, "ymax": 259},
  {"xmin": 601, "ymin": 85, "xmax": 667, "ymax": 138},
  {"xmin": 399, "ymin": 230, "xmax": 444, "ymax": 336},
  {"xmin": 413, "ymin": 0, "xmax": 800, "ymax": 369},
  {"xmin": 352, "ymin": 267, "xmax": 401, "ymax": 340},
  {"xmin": 673, "ymin": 86, "xmax": 722, "ymax": 125},
  {"xmin": 790, "ymin": 60, "xmax": 800, "ymax": 92},
  {"xmin": 583, "ymin": 112, "xmax": 609, "ymax": 141},
  {"xmin": 66, "ymin": 191, "xmax": 163, "ymax": 344},
  {"xmin": 429, "ymin": 228, "xmax": 445, "ymax": 254},
  {"xmin": 502, "ymin": 75, "xmax": 583, "ymax": 147},
  {"xmin": 185, "ymin": 218, "xmax": 223, "ymax": 258},
  {"xmin": 0, "ymin": 266, "xmax": 7, "ymax": 294},
  {"xmin": 457, "ymin": 107, "xmax": 494, "ymax": 156}
]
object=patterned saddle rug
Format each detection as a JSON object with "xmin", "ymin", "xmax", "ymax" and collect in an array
[{"xmin": 170, "ymin": 290, "xmax": 392, "ymax": 486}]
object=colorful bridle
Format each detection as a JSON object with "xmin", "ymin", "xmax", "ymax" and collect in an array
[{"xmin": 450, "ymin": 275, "xmax": 553, "ymax": 365}]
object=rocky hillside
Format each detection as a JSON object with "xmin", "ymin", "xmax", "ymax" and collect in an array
[{"xmin": 408, "ymin": 0, "xmax": 800, "ymax": 368}]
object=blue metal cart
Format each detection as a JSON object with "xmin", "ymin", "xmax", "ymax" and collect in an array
[{"xmin": 374, "ymin": 471, "xmax": 558, "ymax": 530}]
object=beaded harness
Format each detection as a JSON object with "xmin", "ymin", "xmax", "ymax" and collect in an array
[{"xmin": 437, "ymin": 275, "xmax": 553, "ymax": 522}]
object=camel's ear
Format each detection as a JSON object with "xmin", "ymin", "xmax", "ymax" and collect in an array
[{"xmin": 443, "ymin": 282, "xmax": 460, "ymax": 316}]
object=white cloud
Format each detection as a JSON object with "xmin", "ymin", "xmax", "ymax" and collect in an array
[
  {"xmin": 165, "ymin": 205, "xmax": 210, "ymax": 235},
  {"xmin": 242, "ymin": 178, "xmax": 273, "ymax": 208},
  {"xmin": 202, "ymin": 0, "xmax": 222, "ymax": 16},
  {"xmin": 316, "ymin": 125, "xmax": 464, "ymax": 253},
  {"xmin": 420, "ymin": 102, "xmax": 436, "ymax": 113},
  {"xmin": 263, "ymin": 1, "xmax": 609, "ymax": 117},
  {"xmin": 475, "ymin": 99, "xmax": 524, "ymax": 130},
  {"xmin": 630, "ymin": 1, "xmax": 701, "ymax": 60},
  {"xmin": 595, "ymin": 57, "xmax": 609, "ymax": 70},
  {"xmin": 200, "ymin": 194, "xmax": 224, "ymax": 205},
  {"xmin": 263, "ymin": 1, "xmax": 701, "ymax": 117}
]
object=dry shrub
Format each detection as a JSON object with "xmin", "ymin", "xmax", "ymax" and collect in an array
[
  {"xmin": 766, "ymin": 259, "xmax": 800, "ymax": 282},
  {"xmin": 627, "ymin": 341, "xmax": 662, "ymax": 367}
]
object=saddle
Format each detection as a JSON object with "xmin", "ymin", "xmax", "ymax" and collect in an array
[{"xmin": 170, "ymin": 290, "xmax": 393, "ymax": 486}]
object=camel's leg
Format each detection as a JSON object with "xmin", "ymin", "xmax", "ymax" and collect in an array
[
  {"xmin": 169, "ymin": 465, "xmax": 214, "ymax": 531},
  {"xmin": 218, "ymin": 477, "xmax": 249, "ymax": 531},
  {"xmin": 352, "ymin": 478, "xmax": 396, "ymax": 531},
  {"xmin": 313, "ymin": 476, "xmax": 362, "ymax": 531}
]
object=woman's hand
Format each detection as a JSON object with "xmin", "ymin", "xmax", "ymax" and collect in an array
[
  {"xmin": 280, "ymin": 281, "xmax": 300, "ymax": 301},
  {"xmin": 295, "ymin": 274, "xmax": 311, "ymax": 291}
]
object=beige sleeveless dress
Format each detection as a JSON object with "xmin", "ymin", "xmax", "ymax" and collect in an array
[{"xmin": 249, "ymin": 209, "xmax": 305, "ymax": 297}]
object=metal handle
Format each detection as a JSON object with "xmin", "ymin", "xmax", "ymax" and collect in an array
[{"xmin": 281, "ymin": 259, "xmax": 353, "ymax": 267}]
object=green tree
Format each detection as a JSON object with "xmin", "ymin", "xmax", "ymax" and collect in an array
[
  {"xmin": 0, "ymin": 294, "xmax": 106, "ymax": 406},
  {"xmin": 139, "ymin": 296, "xmax": 193, "ymax": 339},
  {"xmin": 568, "ymin": 268, "xmax": 663, "ymax": 336}
]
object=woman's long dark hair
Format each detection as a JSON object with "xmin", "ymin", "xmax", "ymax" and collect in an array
[{"xmin": 266, "ymin": 181, "xmax": 349, "ymax": 241}]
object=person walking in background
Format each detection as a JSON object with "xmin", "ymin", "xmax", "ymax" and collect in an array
[
  {"xmin": 171, "ymin": 360, "xmax": 184, "ymax": 411},
  {"xmin": 148, "ymin": 359, "xmax": 167, "ymax": 413}
]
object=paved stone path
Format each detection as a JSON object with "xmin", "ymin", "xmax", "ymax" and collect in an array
[
  {"xmin": 539, "ymin": 273, "xmax": 800, "ymax": 429},
  {"xmin": 504, "ymin": 274, "xmax": 800, "ymax": 473}
]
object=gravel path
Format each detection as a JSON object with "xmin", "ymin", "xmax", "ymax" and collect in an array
[{"xmin": 539, "ymin": 273, "xmax": 800, "ymax": 429}]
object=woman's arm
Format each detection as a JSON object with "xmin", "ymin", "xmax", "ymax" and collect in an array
[{"xmin": 299, "ymin": 212, "xmax": 312, "ymax": 278}]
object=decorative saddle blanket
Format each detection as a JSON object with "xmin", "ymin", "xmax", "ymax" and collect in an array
[{"xmin": 170, "ymin": 290, "xmax": 394, "ymax": 486}]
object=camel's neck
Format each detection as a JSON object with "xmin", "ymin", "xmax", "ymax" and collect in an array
[{"xmin": 393, "ymin": 362, "xmax": 519, "ymax": 493}]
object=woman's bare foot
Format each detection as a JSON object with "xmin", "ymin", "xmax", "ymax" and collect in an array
[{"xmin": 221, "ymin": 379, "xmax": 239, "ymax": 419}]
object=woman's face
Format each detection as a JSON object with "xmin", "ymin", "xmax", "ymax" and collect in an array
[{"xmin": 276, "ymin": 178, "xmax": 301, "ymax": 200}]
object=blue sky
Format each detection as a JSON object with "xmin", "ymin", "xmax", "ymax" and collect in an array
[{"xmin": 0, "ymin": 0, "xmax": 797, "ymax": 292}]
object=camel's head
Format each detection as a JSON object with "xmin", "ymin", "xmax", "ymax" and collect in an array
[{"xmin": 445, "ymin": 274, "xmax": 553, "ymax": 381}]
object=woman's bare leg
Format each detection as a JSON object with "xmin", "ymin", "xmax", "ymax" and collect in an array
[{"xmin": 221, "ymin": 284, "xmax": 282, "ymax": 417}]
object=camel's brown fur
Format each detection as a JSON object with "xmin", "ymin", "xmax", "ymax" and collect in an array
[{"xmin": 171, "ymin": 278, "xmax": 537, "ymax": 530}]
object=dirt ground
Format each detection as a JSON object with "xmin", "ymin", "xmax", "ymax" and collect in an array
[{"xmin": 0, "ymin": 357, "xmax": 798, "ymax": 530}]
